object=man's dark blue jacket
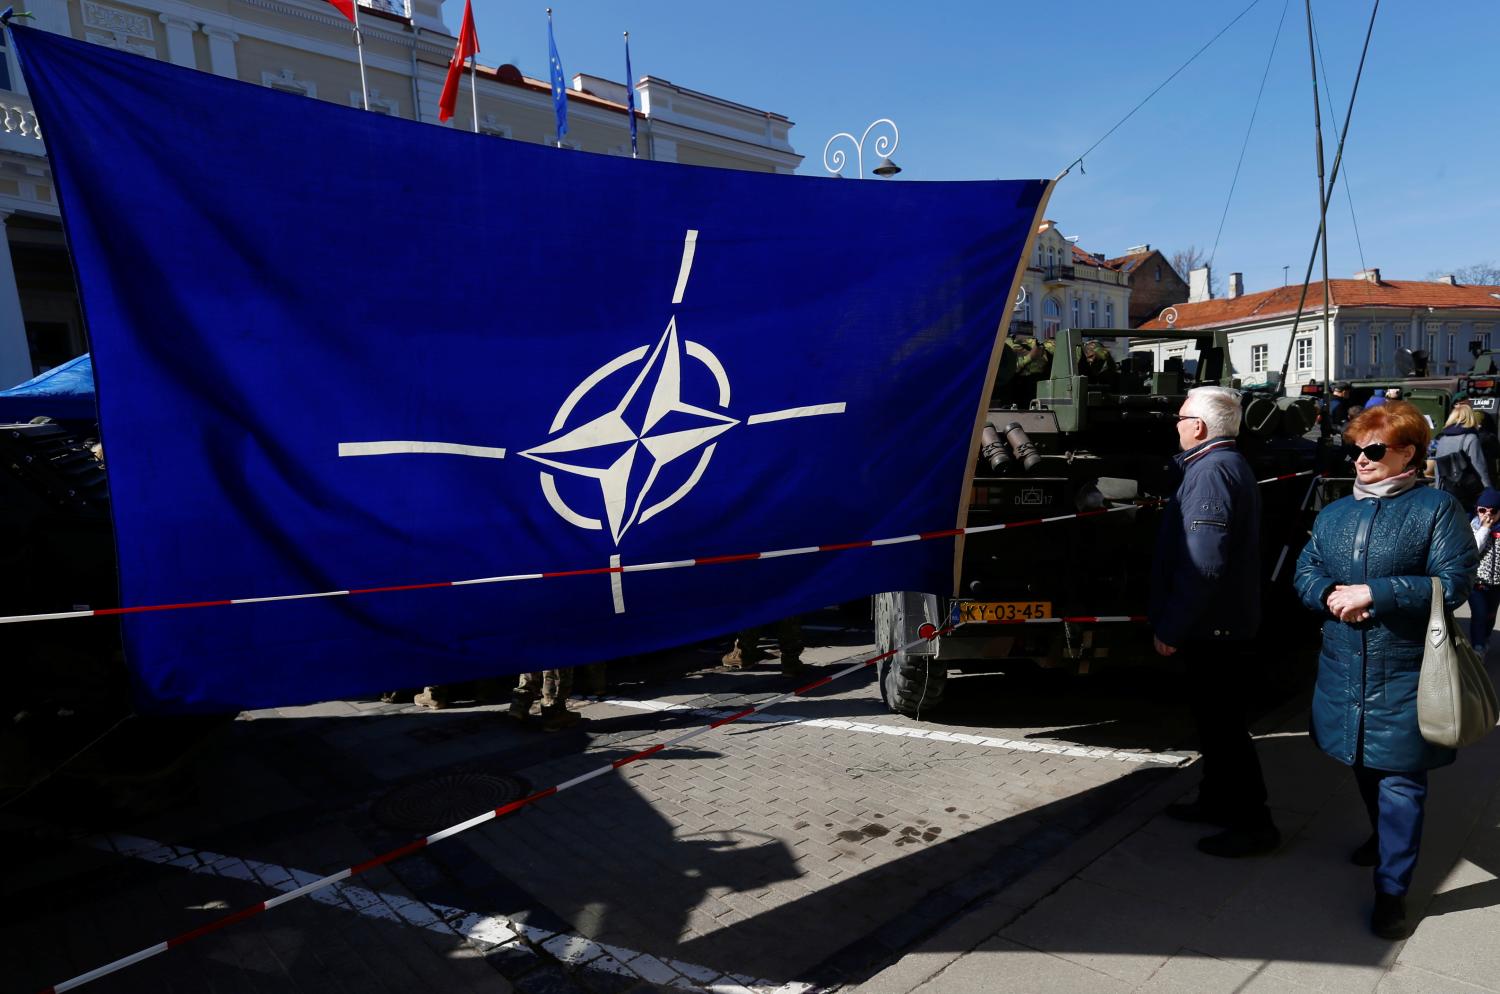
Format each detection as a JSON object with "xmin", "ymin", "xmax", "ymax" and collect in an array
[{"xmin": 1150, "ymin": 437, "xmax": 1262, "ymax": 646}]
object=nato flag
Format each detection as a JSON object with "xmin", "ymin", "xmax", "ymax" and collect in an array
[{"xmin": 12, "ymin": 25, "xmax": 1048, "ymax": 713}]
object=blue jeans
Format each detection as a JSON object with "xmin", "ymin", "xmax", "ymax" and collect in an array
[
  {"xmin": 1468, "ymin": 584, "xmax": 1500, "ymax": 654},
  {"xmin": 1354, "ymin": 763, "xmax": 1428, "ymax": 896}
]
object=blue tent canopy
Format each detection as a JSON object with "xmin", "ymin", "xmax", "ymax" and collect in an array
[{"xmin": 0, "ymin": 353, "xmax": 97, "ymax": 422}]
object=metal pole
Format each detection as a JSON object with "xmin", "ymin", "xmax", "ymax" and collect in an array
[
  {"xmin": 468, "ymin": 54, "xmax": 478, "ymax": 134},
  {"xmin": 352, "ymin": 2, "xmax": 370, "ymax": 111},
  {"xmin": 1304, "ymin": 0, "xmax": 1333, "ymax": 407}
]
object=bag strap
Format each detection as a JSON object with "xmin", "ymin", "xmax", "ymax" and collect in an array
[{"xmin": 1429, "ymin": 576, "xmax": 1446, "ymax": 648}]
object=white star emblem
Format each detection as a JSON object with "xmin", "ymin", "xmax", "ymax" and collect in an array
[{"xmin": 518, "ymin": 319, "xmax": 737, "ymax": 543}]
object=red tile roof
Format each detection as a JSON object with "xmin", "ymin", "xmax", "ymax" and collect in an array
[
  {"xmin": 1070, "ymin": 245, "xmax": 1124, "ymax": 270},
  {"xmin": 1137, "ymin": 279, "xmax": 1500, "ymax": 331}
]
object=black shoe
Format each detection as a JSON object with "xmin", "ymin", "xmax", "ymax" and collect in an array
[
  {"xmin": 1165, "ymin": 801, "xmax": 1235, "ymax": 826},
  {"xmin": 1351, "ymin": 834, "xmax": 1378, "ymax": 867},
  {"xmin": 1371, "ymin": 892, "xmax": 1407, "ymax": 940},
  {"xmin": 1196, "ymin": 824, "xmax": 1281, "ymax": 858}
]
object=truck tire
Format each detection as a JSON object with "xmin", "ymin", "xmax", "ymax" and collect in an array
[{"xmin": 872, "ymin": 591, "xmax": 947, "ymax": 718}]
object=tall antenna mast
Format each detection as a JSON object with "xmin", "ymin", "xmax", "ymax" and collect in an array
[{"xmin": 1304, "ymin": 0, "xmax": 1334, "ymax": 414}]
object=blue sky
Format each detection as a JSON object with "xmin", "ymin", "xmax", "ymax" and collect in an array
[{"xmin": 466, "ymin": 1, "xmax": 1498, "ymax": 294}]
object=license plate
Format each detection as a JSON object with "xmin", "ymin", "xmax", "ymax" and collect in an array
[{"xmin": 952, "ymin": 600, "xmax": 1052, "ymax": 624}]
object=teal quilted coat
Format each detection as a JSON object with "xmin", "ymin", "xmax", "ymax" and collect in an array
[{"xmin": 1293, "ymin": 484, "xmax": 1477, "ymax": 771}]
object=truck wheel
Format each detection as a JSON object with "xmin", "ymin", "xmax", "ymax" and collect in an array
[
  {"xmin": 872, "ymin": 591, "xmax": 946, "ymax": 718},
  {"xmin": 878, "ymin": 654, "xmax": 946, "ymax": 718}
]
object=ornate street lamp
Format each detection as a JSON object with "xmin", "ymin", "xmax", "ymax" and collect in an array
[{"xmin": 822, "ymin": 118, "xmax": 901, "ymax": 179}]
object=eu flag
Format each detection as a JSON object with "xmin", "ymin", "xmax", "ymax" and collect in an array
[
  {"xmin": 548, "ymin": 12, "xmax": 568, "ymax": 143},
  {"xmin": 12, "ymin": 25, "xmax": 1048, "ymax": 713}
]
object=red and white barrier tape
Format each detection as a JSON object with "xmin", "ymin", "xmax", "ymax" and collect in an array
[
  {"xmin": 36, "ymin": 627, "xmax": 950, "ymax": 994},
  {"xmin": 954, "ymin": 614, "xmax": 1147, "ymax": 626},
  {"xmin": 0, "ymin": 469, "xmax": 1316, "ymax": 628}
]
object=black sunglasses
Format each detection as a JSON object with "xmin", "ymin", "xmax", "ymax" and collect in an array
[
  {"xmin": 1170, "ymin": 414, "xmax": 1203, "ymax": 423},
  {"xmin": 1344, "ymin": 442, "xmax": 1390, "ymax": 461}
]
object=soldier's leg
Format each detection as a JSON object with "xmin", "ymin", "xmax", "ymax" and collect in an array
[
  {"xmin": 540, "ymin": 667, "xmax": 581, "ymax": 731},
  {"xmin": 775, "ymin": 616, "xmax": 804, "ymax": 673},
  {"xmin": 510, "ymin": 671, "xmax": 542, "ymax": 719},
  {"xmin": 577, "ymin": 661, "xmax": 607, "ymax": 697}
]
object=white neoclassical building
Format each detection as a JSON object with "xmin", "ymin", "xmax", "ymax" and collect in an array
[
  {"xmin": 0, "ymin": 0, "xmax": 802, "ymax": 386},
  {"xmin": 1012, "ymin": 220, "xmax": 1133, "ymax": 351},
  {"xmin": 1136, "ymin": 268, "xmax": 1500, "ymax": 389}
]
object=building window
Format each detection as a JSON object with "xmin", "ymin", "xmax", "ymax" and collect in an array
[
  {"xmin": 1296, "ymin": 337, "xmax": 1314, "ymax": 371},
  {"xmin": 1370, "ymin": 331, "xmax": 1380, "ymax": 364},
  {"xmin": 1251, "ymin": 344, "xmax": 1268, "ymax": 374},
  {"xmin": 1394, "ymin": 330, "xmax": 1404, "ymax": 352},
  {"xmin": 1343, "ymin": 333, "xmax": 1354, "ymax": 367},
  {"xmin": 0, "ymin": 31, "xmax": 12, "ymax": 91},
  {"xmin": 1448, "ymin": 332, "xmax": 1456, "ymax": 362},
  {"xmin": 1042, "ymin": 297, "xmax": 1062, "ymax": 337},
  {"xmin": 1104, "ymin": 301, "xmax": 1114, "ymax": 327},
  {"xmin": 1022, "ymin": 297, "xmax": 1032, "ymax": 322},
  {"xmin": 1070, "ymin": 296, "xmax": 1080, "ymax": 328},
  {"xmin": 1088, "ymin": 299, "xmax": 1098, "ymax": 328},
  {"xmin": 1154, "ymin": 265, "xmax": 1162, "ymax": 282},
  {"xmin": 1476, "ymin": 331, "xmax": 1494, "ymax": 352}
]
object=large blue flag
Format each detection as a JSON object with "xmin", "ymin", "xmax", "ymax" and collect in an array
[{"xmin": 12, "ymin": 25, "xmax": 1048, "ymax": 714}]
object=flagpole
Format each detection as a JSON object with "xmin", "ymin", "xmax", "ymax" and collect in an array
[
  {"xmin": 548, "ymin": 8, "xmax": 560, "ymax": 148},
  {"xmin": 625, "ymin": 31, "xmax": 636, "ymax": 159},
  {"xmin": 351, "ymin": 1, "xmax": 370, "ymax": 111},
  {"xmin": 468, "ymin": 54, "xmax": 478, "ymax": 133}
]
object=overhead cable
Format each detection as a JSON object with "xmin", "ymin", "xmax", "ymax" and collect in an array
[
  {"xmin": 1061, "ymin": 0, "xmax": 1264, "ymax": 177},
  {"xmin": 1209, "ymin": 0, "xmax": 1293, "ymax": 269}
]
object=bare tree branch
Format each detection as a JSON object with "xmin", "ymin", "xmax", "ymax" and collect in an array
[{"xmin": 1426, "ymin": 262, "xmax": 1500, "ymax": 286}]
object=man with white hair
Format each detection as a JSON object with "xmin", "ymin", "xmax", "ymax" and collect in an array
[{"xmin": 1150, "ymin": 386, "xmax": 1279, "ymax": 858}]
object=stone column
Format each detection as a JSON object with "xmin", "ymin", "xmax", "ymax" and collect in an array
[
  {"xmin": 0, "ymin": 212, "xmax": 34, "ymax": 387},
  {"xmin": 203, "ymin": 26, "xmax": 240, "ymax": 80},
  {"xmin": 159, "ymin": 14, "xmax": 197, "ymax": 69}
]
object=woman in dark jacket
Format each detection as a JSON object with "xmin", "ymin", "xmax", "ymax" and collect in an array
[{"xmin": 1294, "ymin": 401, "xmax": 1477, "ymax": 940}]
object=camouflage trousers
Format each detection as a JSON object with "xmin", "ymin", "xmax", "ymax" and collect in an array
[{"xmin": 512, "ymin": 668, "xmax": 573, "ymax": 715}]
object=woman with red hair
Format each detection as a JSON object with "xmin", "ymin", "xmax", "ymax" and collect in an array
[{"xmin": 1294, "ymin": 401, "xmax": 1477, "ymax": 939}]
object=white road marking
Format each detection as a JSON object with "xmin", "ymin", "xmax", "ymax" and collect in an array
[
  {"xmin": 592, "ymin": 696, "xmax": 1189, "ymax": 766},
  {"xmin": 89, "ymin": 833, "xmax": 812, "ymax": 994},
  {"xmin": 338, "ymin": 441, "xmax": 507, "ymax": 459}
]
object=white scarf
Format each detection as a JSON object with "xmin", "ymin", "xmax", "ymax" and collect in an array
[{"xmin": 1352, "ymin": 469, "xmax": 1419, "ymax": 501}]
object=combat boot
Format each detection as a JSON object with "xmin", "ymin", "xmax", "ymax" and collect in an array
[
  {"xmin": 722, "ymin": 642, "xmax": 771, "ymax": 669},
  {"xmin": 540, "ymin": 708, "xmax": 582, "ymax": 732},
  {"xmin": 781, "ymin": 654, "xmax": 805, "ymax": 679}
]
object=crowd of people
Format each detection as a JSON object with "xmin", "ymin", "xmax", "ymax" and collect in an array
[{"xmin": 1154, "ymin": 386, "xmax": 1494, "ymax": 943}]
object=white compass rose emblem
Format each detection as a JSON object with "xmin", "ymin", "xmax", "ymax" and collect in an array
[
  {"xmin": 338, "ymin": 230, "xmax": 847, "ymax": 607},
  {"xmin": 518, "ymin": 317, "xmax": 737, "ymax": 543}
]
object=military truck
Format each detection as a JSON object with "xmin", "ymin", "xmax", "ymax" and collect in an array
[{"xmin": 872, "ymin": 329, "xmax": 1320, "ymax": 717}]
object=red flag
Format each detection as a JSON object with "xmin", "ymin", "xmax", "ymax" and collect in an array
[
  {"xmin": 438, "ymin": 0, "xmax": 480, "ymax": 123},
  {"xmin": 326, "ymin": 0, "xmax": 355, "ymax": 23}
]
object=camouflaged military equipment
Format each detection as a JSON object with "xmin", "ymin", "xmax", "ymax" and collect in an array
[{"xmin": 873, "ymin": 328, "xmax": 1320, "ymax": 717}]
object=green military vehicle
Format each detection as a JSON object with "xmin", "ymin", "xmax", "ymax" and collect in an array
[{"xmin": 872, "ymin": 329, "xmax": 1319, "ymax": 718}]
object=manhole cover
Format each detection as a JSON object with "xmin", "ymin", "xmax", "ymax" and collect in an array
[{"xmin": 370, "ymin": 772, "xmax": 529, "ymax": 834}]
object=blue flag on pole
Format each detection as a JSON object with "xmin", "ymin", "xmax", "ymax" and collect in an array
[
  {"xmin": 548, "ymin": 12, "xmax": 568, "ymax": 143},
  {"xmin": 12, "ymin": 25, "xmax": 1048, "ymax": 714},
  {"xmin": 624, "ymin": 32, "xmax": 637, "ymax": 157}
]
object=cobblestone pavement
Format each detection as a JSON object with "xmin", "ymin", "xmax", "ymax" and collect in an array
[{"xmin": 2, "ymin": 610, "xmax": 1262, "ymax": 994}]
